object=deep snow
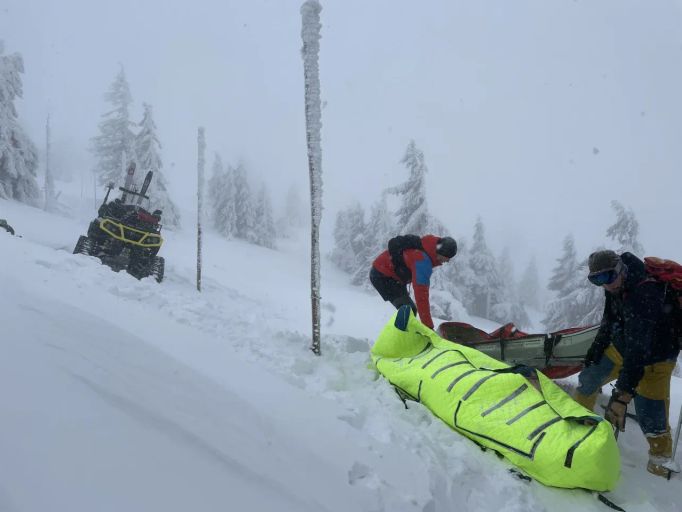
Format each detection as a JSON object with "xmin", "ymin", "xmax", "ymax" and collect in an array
[{"xmin": 0, "ymin": 196, "xmax": 680, "ymax": 512}]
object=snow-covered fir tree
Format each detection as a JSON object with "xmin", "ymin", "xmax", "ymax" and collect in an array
[
  {"xmin": 331, "ymin": 202, "xmax": 366, "ymax": 275},
  {"xmin": 207, "ymin": 154, "xmax": 236, "ymax": 237},
  {"xmin": 44, "ymin": 114, "xmax": 56, "ymax": 211},
  {"xmin": 564, "ymin": 255, "xmax": 605, "ymax": 327},
  {"xmin": 456, "ymin": 217, "xmax": 528, "ymax": 325},
  {"xmin": 467, "ymin": 217, "xmax": 505, "ymax": 319},
  {"xmin": 135, "ymin": 103, "xmax": 180, "ymax": 228},
  {"xmin": 351, "ymin": 194, "xmax": 395, "ymax": 287},
  {"xmin": 498, "ymin": 247, "xmax": 517, "ymax": 302},
  {"xmin": 207, "ymin": 154, "xmax": 224, "ymax": 229},
  {"xmin": 606, "ymin": 200, "xmax": 644, "ymax": 256},
  {"xmin": 548, "ymin": 235, "xmax": 577, "ymax": 297},
  {"xmin": 543, "ymin": 234, "xmax": 579, "ymax": 331},
  {"xmin": 388, "ymin": 140, "xmax": 430, "ymax": 234},
  {"xmin": 518, "ymin": 256, "xmax": 541, "ymax": 311},
  {"xmin": 232, "ymin": 162, "xmax": 256, "ymax": 242},
  {"xmin": 563, "ymin": 204, "xmax": 645, "ymax": 329},
  {"xmin": 542, "ymin": 234, "xmax": 604, "ymax": 330},
  {"xmin": 219, "ymin": 166, "xmax": 238, "ymax": 238},
  {"xmin": 91, "ymin": 66, "xmax": 135, "ymax": 186},
  {"xmin": 444, "ymin": 237, "xmax": 477, "ymax": 310},
  {"xmin": 428, "ymin": 236, "xmax": 471, "ymax": 321},
  {"xmin": 253, "ymin": 183, "xmax": 276, "ymax": 249},
  {"xmin": 0, "ymin": 42, "xmax": 39, "ymax": 203},
  {"xmin": 349, "ymin": 230, "xmax": 373, "ymax": 287},
  {"xmin": 491, "ymin": 297, "xmax": 531, "ymax": 329},
  {"xmin": 490, "ymin": 247, "xmax": 530, "ymax": 328}
]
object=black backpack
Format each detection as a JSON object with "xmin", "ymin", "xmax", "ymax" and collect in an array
[{"xmin": 388, "ymin": 235, "xmax": 423, "ymax": 282}]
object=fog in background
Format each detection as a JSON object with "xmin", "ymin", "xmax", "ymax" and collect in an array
[{"xmin": 3, "ymin": 0, "xmax": 682, "ymax": 283}]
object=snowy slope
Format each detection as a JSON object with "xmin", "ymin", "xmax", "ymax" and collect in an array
[{"xmin": 0, "ymin": 197, "xmax": 680, "ymax": 512}]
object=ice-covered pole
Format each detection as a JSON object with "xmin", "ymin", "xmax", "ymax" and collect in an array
[
  {"xmin": 300, "ymin": 0, "xmax": 323, "ymax": 355},
  {"xmin": 197, "ymin": 127, "xmax": 205, "ymax": 292}
]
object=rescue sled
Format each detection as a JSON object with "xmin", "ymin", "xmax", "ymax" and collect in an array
[
  {"xmin": 372, "ymin": 307, "xmax": 620, "ymax": 491},
  {"xmin": 437, "ymin": 322, "xmax": 599, "ymax": 379}
]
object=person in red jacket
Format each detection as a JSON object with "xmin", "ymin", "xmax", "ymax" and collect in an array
[{"xmin": 370, "ymin": 234, "xmax": 457, "ymax": 329}]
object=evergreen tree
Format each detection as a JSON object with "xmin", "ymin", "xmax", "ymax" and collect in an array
[
  {"xmin": 444, "ymin": 237, "xmax": 476, "ymax": 310},
  {"xmin": 569, "ymin": 256, "xmax": 605, "ymax": 326},
  {"xmin": 351, "ymin": 195, "xmax": 395, "ymax": 287},
  {"xmin": 561, "ymin": 204, "xmax": 644, "ymax": 329},
  {"xmin": 543, "ymin": 235, "xmax": 579, "ymax": 330},
  {"xmin": 232, "ymin": 162, "xmax": 256, "ymax": 242},
  {"xmin": 561, "ymin": 204, "xmax": 645, "ymax": 328},
  {"xmin": 135, "ymin": 103, "xmax": 180, "ymax": 228},
  {"xmin": 548, "ymin": 235, "xmax": 577, "ymax": 297},
  {"xmin": 547, "ymin": 256, "xmax": 604, "ymax": 330},
  {"xmin": 253, "ymin": 183, "xmax": 276, "ymax": 249},
  {"xmin": 543, "ymin": 235, "xmax": 604, "ymax": 331},
  {"xmin": 207, "ymin": 154, "xmax": 237, "ymax": 237},
  {"xmin": 207, "ymin": 153, "xmax": 224, "ymax": 230},
  {"xmin": 490, "ymin": 246, "xmax": 530, "ymax": 328},
  {"xmin": 44, "ymin": 114, "xmax": 55, "ymax": 211},
  {"xmin": 91, "ymin": 66, "xmax": 135, "ymax": 186},
  {"xmin": 331, "ymin": 209, "xmax": 351, "ymax": 272},
  {"xmin": 388, "ymin": 140, "xmax": 429, "ymax": 233},
  {"xmin": 518, "ymin": 256, "xmax": 541, "ymax": 310},
  {"xmin": 490, "ymin": 298, "xmax": 531, "ymax": 329},
  {"xmin": 434, "ymin": 237, "xmax": 475, "ymax": 318},
  {"xmin": 220, "ymin": 166, "xmax": 238, "ymax": 238},
  {"xmin": 468, "ymin": 217, "xmax": 505, "ymax": 318},
  {"xmin": 0, "ymin": 42, "xmax": 39, "ymax": 203},
  {"xmin": 498, "ymin": 247, "xmax": 517, "ymax": 302},
  {"xmin": 606, "ymin": 200, "xmax": 644, "ymax": 255},
  {"xmin": 331, "ymin": 202, "xmax": 366, "ymax": 274}
]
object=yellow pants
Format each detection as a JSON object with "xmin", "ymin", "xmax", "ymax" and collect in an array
[{"xmin": 575, "ymin": 345, "xmax": 675, "ymax": 435}]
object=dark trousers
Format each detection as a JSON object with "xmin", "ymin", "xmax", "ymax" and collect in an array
[{"xmin": 369, "ymin": 267, "xmax": 417, "ymax": 314}]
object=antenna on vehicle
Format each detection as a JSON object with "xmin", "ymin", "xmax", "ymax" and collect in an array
[{"xmin": 102, "ymin": 182, "xmax": 115, "ymax": 206}]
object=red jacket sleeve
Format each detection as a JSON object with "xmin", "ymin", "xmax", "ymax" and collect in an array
[
  {"xmin": 413, "ymin": 283, "xmax": 433, "ymax": 328},
  {"xmin": 405, "ymin": 250, "xmax": 434, "ymax": 329}
]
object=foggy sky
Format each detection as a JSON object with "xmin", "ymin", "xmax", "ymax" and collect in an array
[{"xmin": 3, "ymin": 0, "xmax": 682, "ymax": 282}]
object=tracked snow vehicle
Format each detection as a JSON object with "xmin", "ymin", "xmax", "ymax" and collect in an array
[{"xmin": 73, "ymin": 163, "xmax": 165, "ymax": 282}]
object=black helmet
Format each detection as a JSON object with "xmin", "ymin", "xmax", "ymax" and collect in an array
[{"xmin": 436, "ymin": 237, "xmax": 457, "ymax": 258}]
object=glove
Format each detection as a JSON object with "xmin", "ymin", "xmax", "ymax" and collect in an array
[
  {"xmin": 604, "ymin": 388, "xmax": 632, "ymax": 432},
  {"xmin": 584, "ymin": 343, "xmax": 605, "ymax": 368}
]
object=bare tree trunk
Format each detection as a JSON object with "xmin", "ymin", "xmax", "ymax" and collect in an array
[
  {"xmin": 197, "ymin": 127, "xmax": 206, "ymax": 292},
  {"xmin": 301, "ymin": 0, "xmax": 323, "ymax": 356}
]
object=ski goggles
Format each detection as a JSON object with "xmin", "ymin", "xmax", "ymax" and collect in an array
[{"xmin": 588, "ymin": 261, "xmax": 623, "ymax": 286}]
